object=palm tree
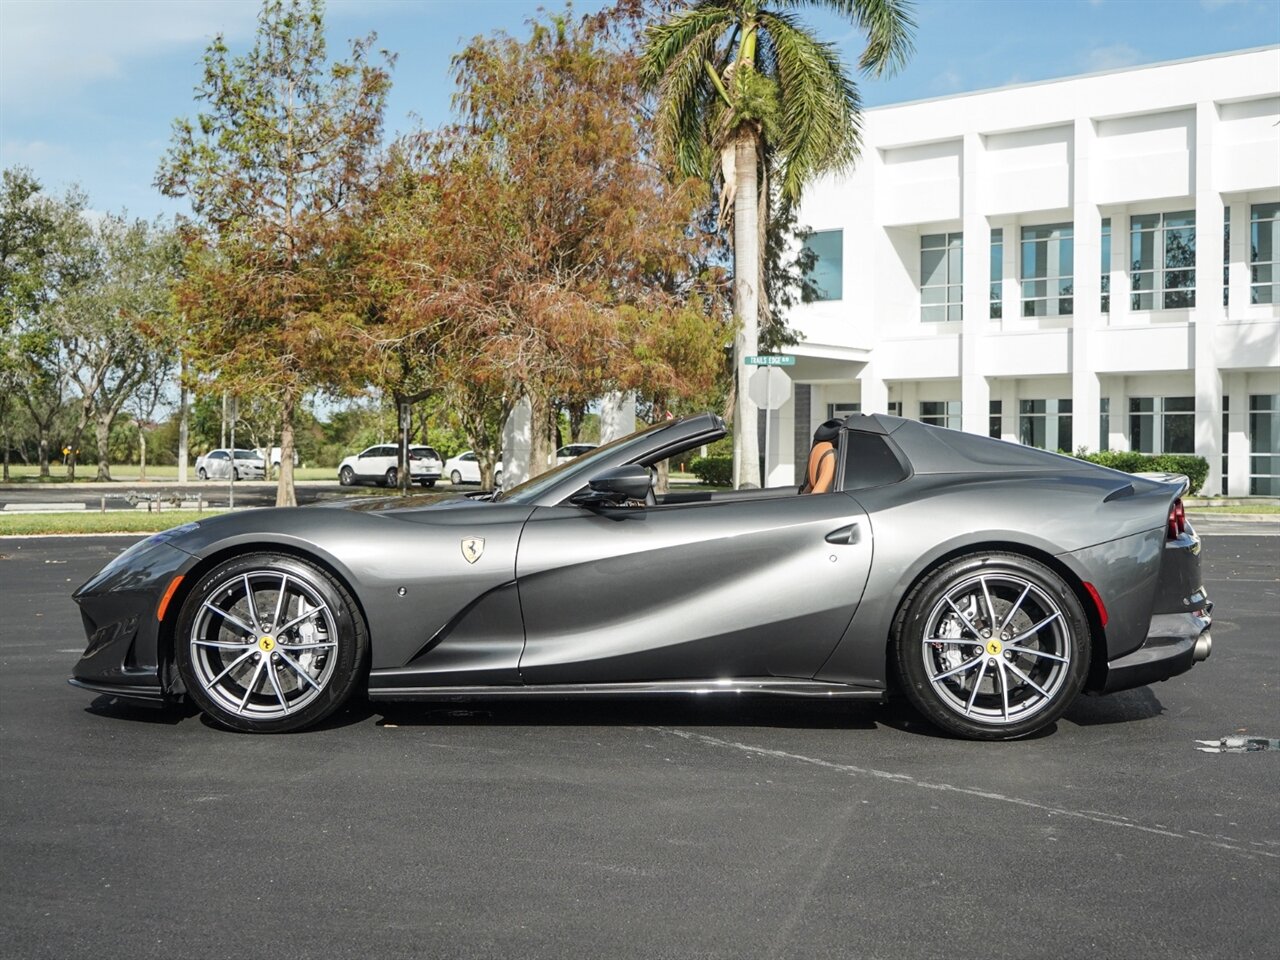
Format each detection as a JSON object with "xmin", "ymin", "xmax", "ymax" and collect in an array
[{"xmin": 641, "ymin": 0, "xmax": 914, "ymax": 487}]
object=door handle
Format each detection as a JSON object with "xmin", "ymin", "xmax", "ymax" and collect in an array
[{"xmin": 825, "ymin": 523, "xmax": 860, "ymax": 545}]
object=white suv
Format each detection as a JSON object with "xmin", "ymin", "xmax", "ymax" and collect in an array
[{"xmin": 337, "ymin": 445, "xmax": 436, "ymax": 488}]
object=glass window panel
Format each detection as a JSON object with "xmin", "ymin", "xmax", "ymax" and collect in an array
[
  {"xmin": 1251, "ymin": 394, "xmax": 1278, "ymax": 413},
  {"xmin": 1131, "ymin": 292, "xmax": 1154, "ymax": 310},
  {"xmin": 921, "ymin": 248, "xmax": 947, "ymax": 287},
  {"xmin": 1020, "ymin": 399, "xmax": 1046, "ymax": 414},
  {"xmin": 803, "ymin": 229, "xmax": 843, "ymax": 300},
  {"xmin": 1253, "ymin": 283, "xmax": 1276, "ymax": 304},
  {"xmin": 1252, "ymin": 264, "xmax": 1274, "ymax": 284},
  {"xmin": 947, "ymin": 247, "xmax": 962, "ymax": 278},
  {"xmin": 1058, "ymin": 297, "xmax": 1073, "ymax": 316},
  {"xmin": 1022, "ymin": 279, "xmax": 1046, "ymax": 299},
  {"xmin": 1131, "ymin": 214, "xmax": 1160, "ymax": 230},
  {"xmin": 1131, "ymin": 230, "xmax": 1155, "ymax": 271},
  {"xmin": 1130, "ymin": 413, "xmax": 1155, "ymax": 453},
  {"xmin": 921, "ymin": 283, "xmax": 946, "ymax": 305},
  {"xmin": 1251, "ymin": 476, "xmax": 1280, "ymax": 496},
  {"xmin": 921, "ymin": 233, "xmax": 946, "ymax": 249},
  {"xmin": 1163, "ymin": 413, "xmax": 1194, "ymax": 453},
  {"xmin": 1164, "ymin": 288, "xmax": 1195, "ymax": 309},
  {"xmin": 1164, "ymin": 211, "xmax": 1195, "ymax": 228},
  {"xmin": 947, "ymin": 304, "xmax": 963, "ymax": 322},
  {"xmin": 1165, "ymin": 228, "xmax": 1196, "ymax": 268},
  {"xmin": 1057, "ymin": 415, "xmax": 1073, "ymax": 452},
  {"xmin": 1162, "ymin": 396, "xmax": 1194, "ymax": 412},
  {"xmin": 1130, "ymin": 397, "xmax": 1154, "ymax": 413},
  {"xmin": 1165, "ymin": 269, "xmax": 1195, "ymax": 290},
  {"xmin": 921, "ymin": 305, "xmax": 946, "ymax": 323}
]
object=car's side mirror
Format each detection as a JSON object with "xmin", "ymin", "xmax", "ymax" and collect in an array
[{"xmin": 571, "ymin": 464, "xmax": 651, "ymax": 507}]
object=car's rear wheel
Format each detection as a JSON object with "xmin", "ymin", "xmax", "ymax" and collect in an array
[
  {"xmin": 494, "ymin": 470, "xmax": 502, "ymax": 489},
  {"xmin": 893, "ymin": 552, "xmax": 1090, "ymax": 740},
  {"xmin": 450, "ymin": 469, "xmax": 462, "ymax": 485},
  {"xmin": 339, "ymin": 466, "xmax": 353, "ymax": 486},
  {"xmin": 175, "ymin": 553, "xmax": 368, "ymax": 733},
  {"xmin": 420, "ymin": 479, "xmax": 436, "ymax": 488},
  {"xmin": 197, "ymin": 467, "xmax": 208, "ymax": 480},
  {"xmin": 384, "ymin": 467, "xmax": 398, "ymax": 488}
]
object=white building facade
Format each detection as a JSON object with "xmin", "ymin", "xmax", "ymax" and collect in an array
[{"xmin": 780, "ymin": 46, "xmax": 1280, "ymax": 496}]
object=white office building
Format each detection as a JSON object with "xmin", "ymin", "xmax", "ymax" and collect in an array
[{"xmin": 780, "ymin": 46, "xmax": 1280, "ymax": 496}]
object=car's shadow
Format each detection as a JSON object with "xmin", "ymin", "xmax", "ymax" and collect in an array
[
  {"xmin": 83, "ymin": 687, "xmax": 1165, "ymax": 737},
  {"xmin": 368, "ymin": 695, "xmax": 887, "ymax": 732}
]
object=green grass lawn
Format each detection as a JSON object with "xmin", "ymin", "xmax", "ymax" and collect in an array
[
  {"xmin": 1, "ymin": 464, "xmax": 337, "ymax": 482},
  {"xmin": 0, "ymin": 509, "xmax": 231, "ymax": 537},
  {"xmin": 1190, "ymin": 503, "xmax": 1280, "ymax": 515}
]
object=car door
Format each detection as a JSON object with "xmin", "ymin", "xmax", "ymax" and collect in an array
[
  {"xmin": 515, "ymin": 492, "xmax": 873, "ymax": 684},
  {"xmin": 208, "ymin": 450, "xmax": 228, "ymax": 479}
]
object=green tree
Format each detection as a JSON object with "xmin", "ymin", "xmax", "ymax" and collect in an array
[
  {"xmin": 56, "ymin": 215, "xmax": 180, "ymax": 480},
  {"xmin": 641, "ymin": 0, "xmax": 914, "ymax": 486},
  {"xmin": 157, "ymin": 0, "xmax": 394, "ymax": 505}
]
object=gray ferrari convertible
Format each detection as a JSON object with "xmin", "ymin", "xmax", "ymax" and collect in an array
[{"xmin": 69, "ymin": 412, "xmax": 1212, "ymax": 739}]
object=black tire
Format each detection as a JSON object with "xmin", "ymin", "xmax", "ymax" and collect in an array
[
  {"xmin": 384, "ymin": 467, "xmax": 398, "ymax": 488},
  {"xmin": 893, "ymin": 552, "xmax": 1090, "ymax": 740},
  {"xmin": 233, "ymin": 468, "xmax": 240, "ymax": 481},
  {"xmin": 174, "ymin": 552, "xmax": 368, "ymax": 733},
  {"xmin": 197, "ymin": 467, "xmax": 208, "ymax": 481},
  {"xmin": 420, "ymin": 479, "xmax": 436, "ymax": 488},
  {"xmin": 339, "ymin": 466, "xmax": 354, "ymax": 486},
  {"xmin": 450, "ymin": 469, "xmax": 462, "ymax": 485}
]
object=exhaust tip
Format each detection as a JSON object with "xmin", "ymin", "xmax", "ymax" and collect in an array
[{"xmin": 1194, "ymin": 633, "xmax": 1213, "ymax": 662}]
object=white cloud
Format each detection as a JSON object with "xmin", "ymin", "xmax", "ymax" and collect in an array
[
  {"xmin": 0, "ymin": 0, "xmax": 260, "ymax": 109},
  {"xmin": 0, "ymin": 137, "xmax": 71, "ymax": 167},
  {"xmin": 1082, "ymin": 42, "xmax": 1143, "ymax": 72}
]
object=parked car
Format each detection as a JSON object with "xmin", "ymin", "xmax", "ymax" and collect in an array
[
  {"xmin": 194, "ymin": 449, "xmax": 266, "ymax": 481},
  {"xmin": 337, "ymin": 444, "xmax": 433, "ymax": 488},
  {"xmin": 444, "ymin": 450, "xmax": 502, "ymax": 488},
  {"xmin": 554, "ymin": 443, "xmax": 597, "ymax": 465},
  {"xmin": 409, "ymin": 446, "xmax": 443, "ymax": 486},
  {"xmin": 69, "ymin": 412, "xmax": 1212, "ymax": 737}
]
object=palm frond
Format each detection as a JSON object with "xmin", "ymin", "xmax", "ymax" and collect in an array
[
  {"xmin": 642, "ymin": 4, "xmax": 736, "ymax": 178},
  {"xmin": 776, "ymin": 0, "xmax": 916, "ymax": 76},
  {"xmin": 759, "ymin": 10, "xmax": 861, "ymax": 201}
]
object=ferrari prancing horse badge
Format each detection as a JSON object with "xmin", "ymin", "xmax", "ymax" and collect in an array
[{"xmin": 461, "ymin": 537, "xmax": 485, "ymax": 564}]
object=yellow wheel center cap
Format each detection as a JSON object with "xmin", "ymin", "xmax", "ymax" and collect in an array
[
  {"xmin": 258, "ymin": 636, "xmax": 275, "ymax": 653},
  {"xmin": 986, "ymin": 639, "xmax": 1003, "ymax": 656}
]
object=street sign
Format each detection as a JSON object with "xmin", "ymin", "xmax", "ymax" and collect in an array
[
  {"xmin": 744, "ymin": 354, "xmax": 796, "ymax": 366},
  {"xmin": 747, "ymin": 366, "xmax": 792, "ymax": 411}
]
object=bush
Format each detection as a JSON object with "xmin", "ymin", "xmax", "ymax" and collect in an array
[
  {"xmin": 1075, "ymin": 450, "xmax": 1209, "ymax": 493},
  {"xmin": 689, "ymin": 455, "xmax": 732, "ymax": 487}
]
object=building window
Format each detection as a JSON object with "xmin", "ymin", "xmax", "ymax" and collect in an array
[
  {"xmin": 1021, "ymin": 223, "xmax": 1073, "ymax": 317},
  {"xmin": 826, "ymin": 402, "xmax": 860, "ymax": 419},
  {"xmin": 888, "ymin": 401, "xmax": 903, "ymax": 417},
  {"xmin": 921, "ymin": 232, "xmax": 962, "ymax": 322},
  {"xmin": 990, "ymin": 229, "xmax": 1003, "ymax": 319},
  {"xmin": 1249, "ymin": 394, "xmax": 1280, "ymax": 495},
  {"xmin": 920, "ymin": 400, "xmax": 960, "ymax": 430},
  {"xmin": 989, "ymin": 399, "xmax": 1002, "ymax": 439},
  {"xmin": 1019, "ymin": 399, "xmax": 1072, "ymax": 452},
  {"xmin": 802, "ymin": 229, "xmax": 843, "ymax": 301},
  {"xmin": 1222, "ymin": 395, "xmax": 1229, "ymax": 492},
  {"xmin": 1251, "ymin": 203, "xmax": 1279, "ymax": 305},
  {"xmin": 1100, "ymin": 397, "xmax": 1110, "ymax": 452},
  {"xmin": 1101, "ymin": 218, "xmax": 1111, "ymax": 313},
  {"xmin": 1129, "ymin": 397, "xmax": 1194, "ymax": 454},
  {"xmin": 1130, "ymin": 211, "xmax": 1195, "ymax": 310},
  {"xmin": 1224, "ymin": 209, "xmax": 1231, "ymax": 307}
]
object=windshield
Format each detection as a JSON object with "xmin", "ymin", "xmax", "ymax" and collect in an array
[{"xmin": 497, "ymin": 420, "xmax": 672, "ymax": 504}]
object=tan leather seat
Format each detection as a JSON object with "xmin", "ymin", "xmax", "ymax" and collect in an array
[{"xmin": 803, "ymin": 440, "xmax": 837, "ymax": 494}]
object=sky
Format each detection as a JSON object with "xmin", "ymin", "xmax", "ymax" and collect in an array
[{"xmin": 1, "ymin": 0, "xmax": 1277, "ymax": 221}]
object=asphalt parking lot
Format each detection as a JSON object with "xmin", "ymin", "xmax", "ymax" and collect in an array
[{"xmin": 1, "ymin": 532, "xmax": 1276, "ymax": 960}]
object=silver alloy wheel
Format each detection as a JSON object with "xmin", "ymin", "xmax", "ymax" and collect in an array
[
  {"xmin": 198, "ymin": 468, "xmax": 207, "ymax": 480},
  {"xmin": 187, "ymin": 569, "xmax": 339, "ymax": 721},
  {"xmin": 920, "ymin": 573, "xmax": 1071, "ymax": 726},
  {"xmin": 451, "ymin": 469, "xmax": 462, "ymax": 485}
]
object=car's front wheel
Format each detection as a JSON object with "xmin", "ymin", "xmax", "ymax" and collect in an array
[
  {"xmin": 893, "ymin": 552, "xmax": 1090, "ymax": 740},
  {"xmin": 174, "ymin": 553, "xmax": 368, "ymax": 733},
  {"xmin": 339, "ymin": 466, "xmax": 353, "ymax": 486}
]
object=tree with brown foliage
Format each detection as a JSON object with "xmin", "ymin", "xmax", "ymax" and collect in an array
[
  {"xmin": 156, "ymin": 0, "xmax": 393, "ymax": 505},
  {"xmin": 366, "ymin": 8, "xmax": 729, "ymax": 488}
]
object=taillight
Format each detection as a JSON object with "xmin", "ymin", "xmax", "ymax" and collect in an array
[{"xmin": 1167, "ymin": 498, "xmax": 1186, "ymax": 540}]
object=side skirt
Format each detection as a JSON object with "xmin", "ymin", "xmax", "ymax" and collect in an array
[{"xmin": 367, "ymin": 678, "xmax": 887, "ymax": 702}]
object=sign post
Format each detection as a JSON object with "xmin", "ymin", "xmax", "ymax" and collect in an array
[{"xmin": 744, "ymin": 356, "xmax": 796, "ymax": 486}]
